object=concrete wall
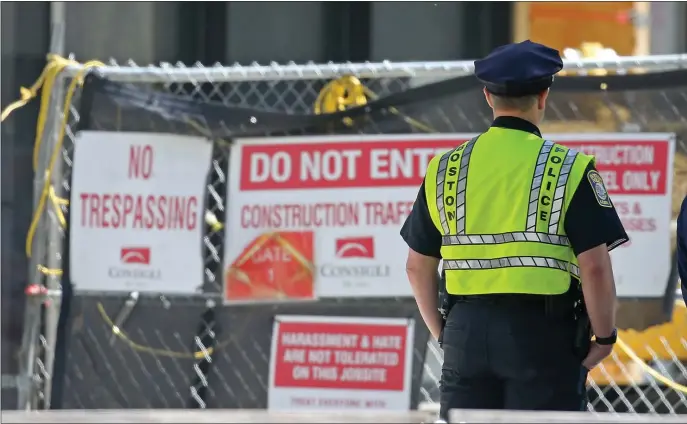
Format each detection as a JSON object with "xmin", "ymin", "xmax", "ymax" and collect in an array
[
  {"xmin": 64, "ymin": 2, "xmax": 180, "ymax": 64},
  {"xmin": 59, "ymin": 1, "xmax": 474, "ymax": 64},
  {"xmin": 370, "ymin": 2, "xmax": 465, "ymax": 61},
  {"xmin": 649, "ymin": 1, "xmax": 687, "ymax": 55},
  {"xmin": 226, "ymin": 2, "xmax": 326, "ymax": 64}
]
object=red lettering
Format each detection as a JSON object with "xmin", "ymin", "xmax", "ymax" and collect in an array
[
  {"xmin": 157, "ymin": 195, "xmax": 167, "ymax": 229},
  {"xmin": 187, "ymin": 197, "xmax": 198, "ymax": 230},
  {"xmin": 101, "ymin": 194, "xmax": 110, "ymax": 228},
  {"xmin": 621, "ymin": 217, "xmax": 656, "ymax": 232},
  {"xmin": 240, "ymin": 203, "xmax": 360, "ymax": 229},
  {"xmin": 562, "ymin": 140, "xmax": 669, "ymax": 195},
  {"xmin": 145, "ymin": 195, "xmax": 155, "ymax": 229},
  {"xmin": 273, "ymin": 321, "xmax": 408, "ymax": 391},
  {"xmin": 239, "ymin": 139, "xmax": 459, "ymax": 190},
  {"xmin": 237, "ymin": 138, "xmax": 671, "ymax": 194},
  {"xmin": 77, "ymin": 193, "xmax": 199, "ymax": 231},
  {"xmin": 238, "ymin": 201, "xmax": 414, "ymax": 230},
  {"xmin": 123, "ymin": 194, "xmax": 134, "ymax": 220},
  {"xmin": 80, "ymin": 193, "xmax": 89, "ymax": 227},
  {"xmin": 615, "ymin": 201, "xmax": 629, "ymax": 216},
  {"xmin": 363, "ymin": 201, "xmax": 414, "ymax": 226},
  {"xmin": 128, "ymin": 145, "xmax": 154, "ymax": 180},
  {"xmin": 111, "ymin": 194, "xmax": 122, "ymax": 228},
  {"xmin": 132, "ymin": 196, "xmax": 143, "ymax": 228},
  {"xmin": 89, "ymin": 194, "xmax": 101, "ymax": 227}
]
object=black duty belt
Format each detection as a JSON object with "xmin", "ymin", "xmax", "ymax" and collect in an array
[
  {"xmin": 450, "ymin": 293, "xmax": 578, "ymax": 319},
  {"xmin": 450, "ymin": 294, "xmax": 556, "ymax": 312},
  {"xmin": 452, "ymin": 293, "xmax": 547, "ymax": 304}
]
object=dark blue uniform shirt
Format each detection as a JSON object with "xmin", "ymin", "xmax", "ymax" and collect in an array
[
  {"xmin": 677, "ymin": 194, "xmax": 687, "ymax": 304},
  {"xmin": 401, "ymin": 116, "xmax": 629, "ymax": 260}
]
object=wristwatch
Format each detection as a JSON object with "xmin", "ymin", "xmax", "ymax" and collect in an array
[{"xmin": 595, "ymin": 329, "xmax": 618, "ymax": 345}]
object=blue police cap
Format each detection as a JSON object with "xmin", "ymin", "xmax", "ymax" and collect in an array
[{"xmin": 474, "ymin": 40, "xmax": 563, "ymax": 97}]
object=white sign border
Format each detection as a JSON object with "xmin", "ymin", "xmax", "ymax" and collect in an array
[
  {"xmin": 69, "ymin": 130, "xmax": 214, "ymax": 296},
  {"xmin": 267, "ymin": 315, "xmax": 415, "ymax": 411}
]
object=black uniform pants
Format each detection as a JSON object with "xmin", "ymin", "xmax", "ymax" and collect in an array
[{"xmin": 439, "ymin": 298, "xmax": 589, "ymax": 419}]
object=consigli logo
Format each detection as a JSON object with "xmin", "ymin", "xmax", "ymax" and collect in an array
[
  {"xmin": 120, "ymin": 247, "xmax": 151, "ymax": 265},
  {"xmin": 335, "ymin": 237, "xmax": 374, "ymax": 259},
  {"xmin": 110, "ymin": 246, "xmax": 160, "ymax": 281}
]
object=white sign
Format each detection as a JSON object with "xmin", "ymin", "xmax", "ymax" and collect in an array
[
  {"xmin": 225, "ymin": 133, "xmax": 675, "ymax": 298},
  {"xmin": 70, "ymin": 131, "xmax": 213, "ymax": 294},
  {"xmin": 554, "ymin": 133, "xmax": 675, "ymax": 298},
  {"xmin": 268, "ymin": 315, "xmax": 414, "ymax": 412}
]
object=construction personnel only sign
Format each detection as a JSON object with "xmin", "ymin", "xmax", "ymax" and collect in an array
[
  {"xmin": 557, "ymin": 133, "xmax": 675, "ymax": 297},
  {"xmin": 70, "ymin": 131, "xmax": 213, "ymax": 294},
  {"xmin": 224, "ymin": 133, "xmax": 675, "ymax": 299},
  {"xmin": 267, "ymin": 315, "xmax": 414, "ymax": 411}
]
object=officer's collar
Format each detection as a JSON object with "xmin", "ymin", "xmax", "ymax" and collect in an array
[{"xmin": 490, "ymin": 116, "xmax": 542, "ymax": 138}]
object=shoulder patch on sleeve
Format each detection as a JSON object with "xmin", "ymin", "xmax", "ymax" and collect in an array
[{"xmin": 587, "ymin": 170, "xmax": 612, "ymax": 208}]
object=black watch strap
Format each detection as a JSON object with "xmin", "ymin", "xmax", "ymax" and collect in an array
[{"xmin": 595, "ymin": 328, "xmax": 617, "ymax": 345}]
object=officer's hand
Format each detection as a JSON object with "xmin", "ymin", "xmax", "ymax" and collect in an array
[{"xmin": 582, "ymin": 342, "xmax": 613, "ymax": 371}]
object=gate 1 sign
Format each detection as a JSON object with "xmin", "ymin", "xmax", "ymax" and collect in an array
[
  {"xmin": 69, "ymin": 131, "xmax": 213, "ymax": 294},
  {"xmin": 268, "ymin": 315, "xmax": 414, "ymax": 412},
  {"xmin": 225, "ymin": 231, "xmax": 316, "ymax": 302},
  {"xmin": 226, "ymin": 133, "xmax": 675, "ymax": 299}
]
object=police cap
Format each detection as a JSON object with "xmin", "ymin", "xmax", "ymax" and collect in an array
[{"xmin": 474, "ymin": 40, "xmax": 563, "ymax": 97}]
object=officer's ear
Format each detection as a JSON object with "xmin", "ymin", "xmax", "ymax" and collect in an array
[
  {"xmin": 483, "ymin": 88, "xmax": 494, "ymax": 109},
  {"xmin": 537, "ymin": 89, "xmax": 550, "ymax": 110}
]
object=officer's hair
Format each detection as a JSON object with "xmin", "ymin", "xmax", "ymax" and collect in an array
[{"xmin": 490, "ymin": 94, "xmax": 538, "ymax": 112}]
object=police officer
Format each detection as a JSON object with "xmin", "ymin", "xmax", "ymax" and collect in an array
[{"xmin": 400, "ymin": 40, "xmax": 629, "ymax": 417}]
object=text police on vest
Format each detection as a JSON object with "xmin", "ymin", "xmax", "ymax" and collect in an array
[
  {"xmin": 539, "ymin": 146, "xmax": 567, "ymax": 222},
  {"xmin": 443, "ymin": 147, "xmax": 465, "ymax": 222}
]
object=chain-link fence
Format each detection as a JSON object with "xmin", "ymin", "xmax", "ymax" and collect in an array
[{"xmin": 16, "ymin": 55, "xmax": 687, "ymax": 414}]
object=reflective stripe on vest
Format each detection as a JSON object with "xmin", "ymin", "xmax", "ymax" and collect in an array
[
  {"xmin": 443, "ymin": 257, "xmax": 580, "ymax": 279},
  {"xmin": 435, "ymin": 137, "xmax": 478, "ymax": 235},
  {"xmin": 425, "ymin": 129, "xmax": 593, "ymax": 295},
  {"xmin": 442, "ymin": 232, "xmax": 570, "ymax": 246}
]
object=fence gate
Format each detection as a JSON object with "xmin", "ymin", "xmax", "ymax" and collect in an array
[{"xmin": 14, "ymin": 55, "xmax": 687, "ymax": 414}]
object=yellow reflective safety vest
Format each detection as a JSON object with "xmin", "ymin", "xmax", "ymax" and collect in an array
[{"xmin": 425, "ymin": 127, "xmax": 594, "ymax": 295}]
